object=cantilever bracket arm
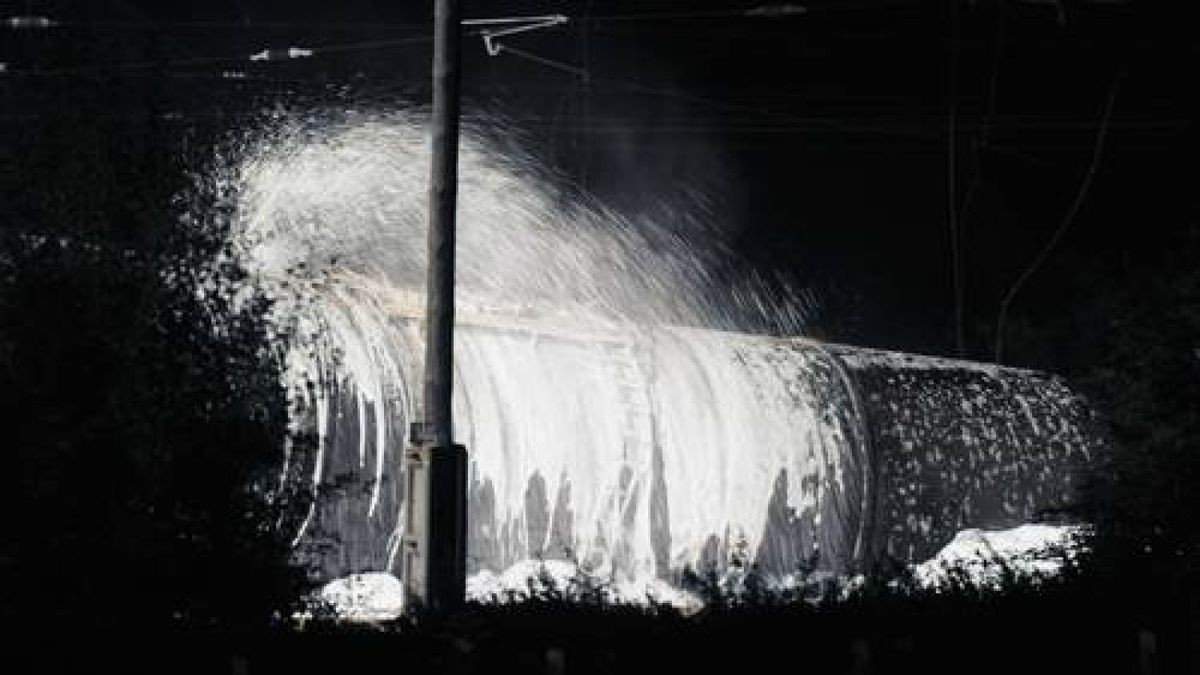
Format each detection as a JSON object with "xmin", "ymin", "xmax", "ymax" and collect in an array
[{"xmin": 462, "ymin": 14, "xmax": 568, "ymax": 57}]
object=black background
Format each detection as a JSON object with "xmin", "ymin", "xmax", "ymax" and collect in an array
[{"xmin": 2, "ymin": 0, "xmax": 1194, "ymax": 360}]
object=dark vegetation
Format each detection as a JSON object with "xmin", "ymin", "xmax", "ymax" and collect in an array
[
  {"xmin": 0, "ymin": 70, "xmax": 312, "ymax": 636},
  {"xmin": 4, "ymin": 563, "xmax": 1175, "ymax": 675},
  {"xmin": 1069, "ymin": 240, "xmax": 1200, "ymax": 663}
]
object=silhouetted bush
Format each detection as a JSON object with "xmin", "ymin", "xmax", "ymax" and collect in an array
[{"xmin": 0, "ymin": 75, "xmax": 311, "ymax": 635}]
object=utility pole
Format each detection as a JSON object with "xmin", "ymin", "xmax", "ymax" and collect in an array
[{"xmin": 403, "ymin": 0, "xmax": 468, "ymax": 614}]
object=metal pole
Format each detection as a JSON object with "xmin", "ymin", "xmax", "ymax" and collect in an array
[
  {"xmin": 403, "ymin": 0, "xmax": 467, "ymax": 615},
  {"xmin": 424, "ymin": 0, "xmax": 461, "ymax": 448}
]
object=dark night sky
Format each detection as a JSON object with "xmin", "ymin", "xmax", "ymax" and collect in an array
[{"xmin": 3, "ymin": 1, "xmax": 1194, "ymax": 358}]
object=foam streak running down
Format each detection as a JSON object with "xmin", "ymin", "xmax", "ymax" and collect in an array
[{"xmin": 234, "ymin": 111, "xmax": 1097, "ymax": 598}]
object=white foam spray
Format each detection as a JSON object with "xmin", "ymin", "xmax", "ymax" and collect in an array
[{"xmin": 233, "ymin": 108, "xmax": 859, "ymax": 595}]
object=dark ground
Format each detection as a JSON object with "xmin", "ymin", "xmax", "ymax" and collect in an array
[{"xmin": 7, "ymin": 571, "xmax": 1195, "ymax": 675}]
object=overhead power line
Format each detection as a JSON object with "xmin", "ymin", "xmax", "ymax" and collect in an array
[
  {"xmin": 460, "ymin": 15, "xmax": 585, "ymax": 79},
  {"xmin": 29, "ymin": 5, "xmax": 814, "ymax": 31},
  {"xmin": 993, "ymin": 68, "xmax": 1126, "ymax": 363},
  {"xmin": 487, "ymin": 43, "xmax": 589, "ymax": 80},
  {"xmin": 4, "ymin": 12, "xmax": 573, "ymax": 78},
  {"xmin": 3, "ymin": 35, "xmax": 436, "ymax": 76},
  {"xmin": 462, "ymin": 15, "xmax": 566, "ymax": 57}
]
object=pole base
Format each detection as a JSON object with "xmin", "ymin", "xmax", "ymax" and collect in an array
[{"xmin": 402, "ymin": 441, "xmax": 468, "ymax": 614}]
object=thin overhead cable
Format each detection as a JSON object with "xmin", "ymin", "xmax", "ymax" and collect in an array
[
  {"xmin": 8, "ymin": 13, "xmax": 573, "ymax": 78},
  {"xmin": 489, "ymin": 43, "xmax": 588, "ymax": 81},
  {"xmin": 37, "ymin": 5, "xmax": 815, "ymax": 31},
  {"xmin": 5, "ymin": 35, "xmax": 436, "ymax": 76},
  {"xmin": 463, "ymin": 15, "xmax": 584, "ymax": 79},
  {"xmin": 993, "ymin": 67, "xmax": 1125, "ymax": 363},
  {"xmin": 579, "ymin": 0, "xmax": 594, "ymax": 189},
  {"xmin": 465, "ymin": 15, "xmax": 566, "ymax": 57}
]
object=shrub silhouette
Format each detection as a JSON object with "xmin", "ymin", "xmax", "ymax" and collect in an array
[{"xmin": 0, "ymin": 75, "xmax": 311, "ymax": 635}]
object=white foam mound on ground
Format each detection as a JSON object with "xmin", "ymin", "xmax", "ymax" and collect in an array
[
  {"xmin": 309, "ymin": 525, "xmax": 1083, "ymax": 623},
  {"xmin": 912, "ymin": 524, "xmax": 1086, "ymax": 589},
  {"xmin": 467, "ymin": 560, "xmax": 703, "ymax": 613},
  {"xmin": 319, "ymin": 572, "xmax": 405, "ymax": 622},
  {"xmin": 464, "ymin": 525, "xmax": 1086, "ymax": 608}
]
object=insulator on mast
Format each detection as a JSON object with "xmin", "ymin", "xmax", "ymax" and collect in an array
[
  {"xmin": 4, "ymin": 15, "xmax": 58, "ymax": 29},
  {"xmin": 745, "ymin": 5, "xmax": 808, "ymax": 17},
  {"xmin": 249, "ymin": 46, "xmax": 314, "ymax": 62}
]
